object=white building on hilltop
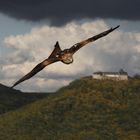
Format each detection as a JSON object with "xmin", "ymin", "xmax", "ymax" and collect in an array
[{"xmin": 93, "ymin": 69, "xmax": 128, "ymax": 80}]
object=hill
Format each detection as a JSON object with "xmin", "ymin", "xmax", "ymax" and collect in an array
[
  {"xmin": 0, "ymin": 83, "xmax": 21, "ymax": 93},
  {"xmin": 0, "ymin": 78, "xmax": 140, "ymax": 140},
  {"xmin": 0, "ymin": 84, "xmax": 49, "ymax": 114}
]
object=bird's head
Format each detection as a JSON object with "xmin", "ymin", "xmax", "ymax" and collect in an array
[{"xmin": 60, "ymin": 51, "xmax": 73, "ymax": 64}]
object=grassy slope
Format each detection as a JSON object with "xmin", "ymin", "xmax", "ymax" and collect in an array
[
  {"xmin": 0, "ymin": 78, "xmax": 140, "ymax": 140},
  {"xmin": 0, "ymin": 84, "xmax": 49, "ymax": 114}
]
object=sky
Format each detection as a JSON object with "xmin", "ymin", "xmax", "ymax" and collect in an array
[{"xmin": 0, "ymin": 0, "xmax": 140, "ymax": 92}]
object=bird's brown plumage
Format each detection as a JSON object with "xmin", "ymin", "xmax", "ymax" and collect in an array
[
  {"xmin": 12, "ymin": 25, "xmax": 120, "ymax": 88},
  {"xmin": 11, "ymin": 42, "xmax": 61, "ymax": 88},
  {"xmin": 69, "ymin": 25, "xmax": 120, "ymax": 54}
]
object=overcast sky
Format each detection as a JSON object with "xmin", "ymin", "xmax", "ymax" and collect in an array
[{"xmin": 0, "ymin": 0, "xmax": 140, "ymax": 92}]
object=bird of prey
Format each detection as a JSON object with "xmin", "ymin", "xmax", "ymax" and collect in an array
[{"xmin": 11, "ymin": 25, "xmax": 120, "ymax": 88}]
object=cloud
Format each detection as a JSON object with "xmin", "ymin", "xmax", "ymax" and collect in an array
[
  {"xmin": 0, "ymin": 0, "xmax": 140, "ymax": 25},
  {"xmin": 1, "ymin": 20, "xmax": 140, "ymax": 92}
]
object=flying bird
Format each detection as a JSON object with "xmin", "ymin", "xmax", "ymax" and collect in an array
[{"xmin": 11, "ymin": 25, "xmax": 120, "ymax": 88}]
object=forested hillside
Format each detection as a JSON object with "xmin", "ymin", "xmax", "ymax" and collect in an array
[
  {"xmin": 0, "ymin": 78, "xmax": 140, "ymax": 140},
  {"xmin": 0, "ymin": 84, "xmax": 49, "ymax": 114}
]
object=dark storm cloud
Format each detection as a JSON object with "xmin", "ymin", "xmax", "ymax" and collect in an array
[{"xmin": 0, "ymin": 0, "xmax": 140, "ymax": 25}]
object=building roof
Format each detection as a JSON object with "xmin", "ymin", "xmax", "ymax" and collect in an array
[{"xmin": 94, "ymin": 69, "xmax": 128, "ymax": 75}]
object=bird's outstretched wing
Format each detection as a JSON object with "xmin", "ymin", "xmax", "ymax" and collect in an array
[
  {"xmin": 11, "ymin": 59, "xmax": 55, "ymax": 88},
  {"xmin": 11, "ymin": 42, "xmax": 61, "ymax": 88},
  {"xmin": 69, "ymin": 25, "xmax": 120, "ymax": 54}
]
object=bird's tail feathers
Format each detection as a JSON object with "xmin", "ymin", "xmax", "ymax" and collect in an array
[{"xmin": 48, "ymin": 41, "xmax": 61, "ymax": 59}]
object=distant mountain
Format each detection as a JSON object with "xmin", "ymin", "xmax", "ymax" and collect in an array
[
  {"xmin": 0, "ymin": 83, "xmax": 21, "ymax": 93},
  {"xmin": 0, "ymin": 78, "xmax": 140, "ymax": 140},
  {"xmin": 0, "ymin": 83, "xmax": 49, "ymax": 114}
]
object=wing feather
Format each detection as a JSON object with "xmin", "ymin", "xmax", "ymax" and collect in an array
[
  {"xmin": 69, "ymin": 25, "xmax": 120, "ymax": 54},
  {"xmin": 11, "ymin": 58, "xmax": 58, "ymax": 88},
  {"xmin": 11, "ymin": 42, "xmax": 62, "ymax": 88}
]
